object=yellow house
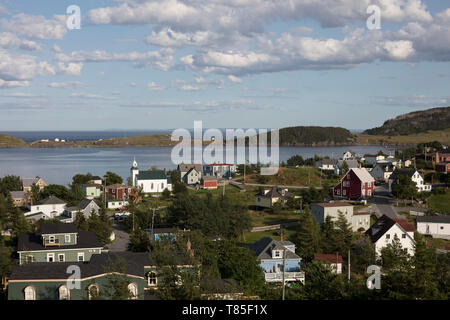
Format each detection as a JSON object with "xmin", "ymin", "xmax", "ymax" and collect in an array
[{"xmin": 21, "ymin": 177, "xmax": 47, "ymax": 193}]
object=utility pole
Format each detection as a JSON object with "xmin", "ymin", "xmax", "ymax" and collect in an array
[
  {"xmin": 222, "ymin": 183, "xmax": 225, "ymax": 197},
  {"xmin": 243, "ymin": 162, "xmax": 246, "ymax": 185},
  {"xmin": 103, "ymin": 176, "xmax": 107, "ymax": 209},
  {"xmin": 348, "ymin": 250, "xmax": 351, "ymax": 282},
  {"xmin": 282, "ymin": 248, "xmax": 286, "ymax": 301}
]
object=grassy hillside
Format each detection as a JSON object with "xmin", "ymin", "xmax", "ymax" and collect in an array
[
  {"xmin": 355, "ymin": 128, "xmax": 450, "ymax": 146},
  {"xmin": 364, "ymin": 106, "xmax": 450, "ymax": 136},
  {"xmin": 278, "ymin": 126, "xmax": 356, "ymax": 146},
  {"xmin": 427, "ymin": 190, "xmax": 450, "ymax": 215},
  {"xmin": 0, "ymin": 134, "xmax": 27, "ymax": 147}
]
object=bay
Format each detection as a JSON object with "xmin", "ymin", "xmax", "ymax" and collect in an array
[{"xmin": 0, "ymin": 145, "xmax": 392, "ymax": 186}]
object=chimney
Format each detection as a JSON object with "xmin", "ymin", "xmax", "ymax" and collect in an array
[
  {"xmin": 280, "ymin": 229, "xmax": 283, "ymax": 242},
  {"xmin": 164, "ymin": 168, "xmax": 167, "ymax": 174},
  {"xmin": 186, "ymin": 239, "xmax": 194, "ymax": 257},
  {"xmin": 30, "ymin": 198, "xmax": 33, "ymax": 206}
]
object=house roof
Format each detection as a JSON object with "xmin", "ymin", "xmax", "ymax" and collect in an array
[
  {"xmin": 374, "ymin": 163, "xmax": 395, "ymax": 172},
  {"xmin": 350, "ymin": 168, "xmax": 375, "ymax": 183},
  {"xmin": 337, "ymin": 159, "xmax": 359, "ymax": 168},
  {"xmin": 417, "ymin": 215, "xmax": 450, "ymax": 224},
  {"xmin": 21, "ymin": 177, "xmax": 41, "ymax": 188},
  {"xmin": 136, "ymin": 170, "xmax": 169, "ymax": 181},
  {"xmin": 312, "ymin": 202, "xmax": 353, "ymax": 208},
  {"xmin": 255, "ymin": 187, "xmax": 295, "ymax": 199},
  {"xmin": 389, "ymin": 169, "xmax": 418, "ymax": 180},
  {"xmin": 40, "ymin": 223, "xmax": 77, "ymax": 235},
  {"xmin": 37, "ymin": 195, "xmax": 66, "ymax": 205},
  {"xmin": 314, "ymin": 253, "xmax": 343, "ymax": 264},
  {"xmin": 365, "ymin": 215, "xmax": 414, "ymax": 243},
  {"xmin": 178, "ymin": 163, "xmax": 202, "ymax": 172},
  {"xmin": 353, "ymin": 211, "xmax": 371, "ymax": 216},
  {"xmin": 186, "ymin": 167, "xmax": 200, "ymax": 175},
  {"xmin": 202, "ymin": 175, "xmax": 217, "ymax": 181},
  {"xmin": 9, "ymin": 252, "xmax": 151, "ymax": 280},
  {"xmin": 78, "ymin": 198, "xmax": 98, "ymax": 210},
  {"xmin": 82, "ymin": 183, "xmax": 101, "ymax": 188},
  {"xmin": 107, "ymin": 184, "xmax": 133, "ymax": 189},
  {"xmin": 247, "ymin": 237, "xmax": 300, "ymax": 260},
  {"xmin": 18, "ymin": 230, "xmax": 101, "ymax": 251},
  {"xmin": 10, "ymin": 191, "xmax": 25, "ymax": 199},
  {"xmin": 319, "ymin": 159, "xmax": 336, "ymax": 165}
]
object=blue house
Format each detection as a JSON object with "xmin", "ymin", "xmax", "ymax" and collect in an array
[{"xmin": 247, "ymin": 237, "xmax": 305, "ymax": 284}]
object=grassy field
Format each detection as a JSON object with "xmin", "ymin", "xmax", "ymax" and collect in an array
[
  {"xmin": 240, "ymin": 226, "xmax": 298, "ymax": 245},
  {"xmin": 243, "ymin": 166, "xmax": 339, "ymax": 187},
  {"xmin": 0, "ymin": 134, "xmax": 27, "ymax": 147},
  {"xmin": 426, "ymin": 190, "xmax": 450, "ymax": 214},
  {"xmin": 425, "ymin": 237, "xmax": 449, "ymax": 250}
]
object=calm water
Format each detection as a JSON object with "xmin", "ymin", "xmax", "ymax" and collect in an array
[{"xmin": 0, "ymin": 146, "xmax": 391, "ymax": 185}]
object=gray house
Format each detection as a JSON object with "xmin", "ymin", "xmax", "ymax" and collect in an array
[
  {"xmin": 65, "ymin": 198, "xmax": 100, "ymax": 222},
  {"xmin": 177, "ymin": 163, "xmax": 202, "ymax": 183},
  {"xmin": 184, "ymin": 167, "xmax": 202, "ymax": 185}
]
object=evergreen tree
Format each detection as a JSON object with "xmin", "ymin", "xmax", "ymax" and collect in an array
[
  {"xmin": 293, "ymin": 206, "xmax": 320, "ymax": 261},
  {"xmin": 380, "ymin": 234, "xmax": 411, "ymax": 272},
  {"xmin": 320, "ymin": 216, "xmax": 338, "ymax": 253},
  {"xmin": 334, "ymin": 211, "xmax": 353, "ymax": 260},
  {"xmin": 74, "ymin": 212, "xmax": 89, "ymax": 231},
  {"xmin": 11, "ymin": 208, "xmax": 31, "ymax": 236},
  {"xmin": 128, "ymin": 230, "xmax": 151, "ymax": 252}
]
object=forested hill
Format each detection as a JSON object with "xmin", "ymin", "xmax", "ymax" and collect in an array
[
  {"xmin": 278, "ymin": 126, "xmax": 355, "ymax": 146},
  {"xmin": 364, "ymin": 106, "xmax": 450, "ymax": 136}
]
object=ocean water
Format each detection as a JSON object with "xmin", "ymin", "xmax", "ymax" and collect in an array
[{"xmin": 0, "ymin": 145, "xmax": 391, "ymax": 185}]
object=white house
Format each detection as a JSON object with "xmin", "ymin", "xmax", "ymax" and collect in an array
[
  {"xmin": 65, "ymin": 198, "xmax": 100, "ymax": 222},
  {"xmin": 365, "ymin": 215, "xmax": 416, "ymax": 257},
  {"xmin": 371, "ymin": 163, "xmax": 395, "ymax": 182},
  {"xmin": 351, "ymin": 212, "xmax": 372, "ymax": 232},
  {"xmin": 388, "ymin": 169, "xmax": 432, "ymax": 193},
  {"xmin": 342, "ymin": 150, "xmax": 357, "ymax": 161},
  {"xmin": 25, "ymin": 196, "xmax": 66, "ymax": 219},
  {"xmin": 131, "ymin": 159, "xmax": 172, "ymax": 193},
  {"xmin": 107, "ymin": 199, "xmax": 129, "ymax": 209},
  {"xmin": 311, "ymin": 202, "xmax": 353, "ymax": 227},
  {"xmin": 314, "ymin": 254, "xmax": 343, "ymax": 274},
  {"xmin": 316, "ymin": 159, "xmax": 336, "ymax": 171},
  {"xmin": 416, "ymin": 216, "xmax": 450, "ymax": 240}
]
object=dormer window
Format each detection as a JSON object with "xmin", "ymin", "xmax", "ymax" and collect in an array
[{"xmin": 273, "ymin": 250, "xmax": 282, "ymax": 258}]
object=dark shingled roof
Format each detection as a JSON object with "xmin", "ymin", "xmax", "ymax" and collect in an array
[
  {"xmin": 178, "ymin": 163, "xmax": 202, "ymax": 172},
  {"xmin": 9, "ymin": 252, "xmax": 151, "ymax": 280},
  {"xmin": 78, "ymin": 198, "xmax": 97, "ymax": 210},
  {"xmin": 40, "ymin": 223, "xmax": 77, "ymax": 235},
  {"xmin": 18, "ymin": 230, "xmax": 101, "ymax": 251},
  {"xmin": 255, "ymin": 187, "xmax": 295, "ymax": 199},
  {"xmin": 417, "ymin": 215, "xmax": 450, "ymax": 224},
  {"xmin": 136, "ymin": 170, "xmax": 169, "ymax": 180},
  {"xmin": 365, "ymin": 215, "xmax": 414, "ymax": 243},
  {"xmin": 38, "ymin": 195, "xmax": 66, "ymax": 205},
  {"xmin": 389, "ymin": 169, "xmax": 418, "ymax": 180},
  {"xmin": 314, "ymin": 253, "xmax": 343, "ymax": 264},
  {"xmin": 247, "ymin": 237, "xmax": 300, "ymax": 260}
]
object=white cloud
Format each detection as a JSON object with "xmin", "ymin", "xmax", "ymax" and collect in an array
[
  {"xmin": 47, "ymin": 81, "xmax": 87, "ymax": 89},
  {"xmin": 130, "ymin": 82, "xmax": 137, "ymax": 87},
  {"xmin": 2, "ymin": 13, "xmax": 67, "ymax": 40},
  {"xmin": 70, "ymin": 93, "xmax": 116, "ymax": 100},
  {"xmin": 147, "ymin": 81, "xmax": 165, "ymax": 91},
  {"xmin": 56, "ymin": 48, "xmax": 175, "ymax": 71},
  {"xmin": 57, "ymin": 62, "xmax": 83, "ymax": 76},
  {"xmin": 0, "ymin": 32, "xmax": 41, "ymax": 51},
  {"xmin": 0, "ymin": 49, "xmax": 37, "ymax": 80},
  {"xmin": 179, "ymin": 85, "xmax": 204, "ymax": 91},
  {"xmin": 0, "ymin": 79, "xmax": 30, "ymax": 88},
  {"xmin": 227, "ymin": 75, "xmax": 243, "ymax": 83}
]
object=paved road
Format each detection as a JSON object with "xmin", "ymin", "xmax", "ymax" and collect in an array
[
  {"xmin": 104, "ymin": 223, "xmax": 130, "ymax": 252},
  {"xmin": 368, "ymin": 185, "xmax": 401, "ymax": 219}
]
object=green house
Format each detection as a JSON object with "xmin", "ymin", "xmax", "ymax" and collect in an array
[
  {"xmin": 81, "ymin": 184, "xmax": 102, "ymax": 199},
  {"xmin": 17, "ymin": 223, "xmax": 103, "ymax": 264},
  {"xmin": 7, "ymin": 252, "xmax": 196, "ymax": 300}
]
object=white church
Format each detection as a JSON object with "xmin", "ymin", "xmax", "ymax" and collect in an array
[{"xmin": 131, "ymin": 159, "xmax": 172, "ymax": 193}]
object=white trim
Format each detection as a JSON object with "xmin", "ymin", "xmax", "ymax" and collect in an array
[
  {"xmin": 78, "ymin": 252, "xmax": 85, "ymax": 262},
  {"xmin": 47, "ymin": 253, "xmax": 55, "ymax": 262},
  {"xmin": 18, "ymin": 247, "xmax": 103, "ymax": 253},
  {"xmin": 58, "ymin": 253, "xmax": 65, "ymax": 262}
]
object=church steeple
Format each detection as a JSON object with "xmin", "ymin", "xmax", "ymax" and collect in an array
[{"xmin": 131, "ymin": 157, "xmax": 139, "ymax": 187}]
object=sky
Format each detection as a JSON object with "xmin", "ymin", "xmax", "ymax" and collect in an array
[{"xmin": 0, "ymin": 0, "xmax": 449, "ymax": 131}]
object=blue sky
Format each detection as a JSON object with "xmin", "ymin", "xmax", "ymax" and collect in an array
[{"xmin": 0, "ymin": 0, "xmax": 449, "ymax": 131}]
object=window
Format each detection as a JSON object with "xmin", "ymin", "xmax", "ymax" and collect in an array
[
  {"xmin": 386, "ymin": 234, "xmax": 390, "ymax": 239},
  {"xmin": 274, "ymin": 250, "xmax": 281, "ymax": 258},
  {"xmin": 337, "ymin": 189, "xmax": 341, "ymax": 195},
  {"xmin": 368, "ymin": 190, "xmax": 371, "ymax": 196},
  {"xmin": 151, "ymin": 183, "xmax": 154, "ymax": 189},
  {"xmin": 48, "ymin": 235, "xmax": 55, "ymax": 244},
  {"xmin": 343, "ymin": 190, "xmax": 346, "ymax": 195},
  {"xmin": 161, "ymin": 183, "xmax": 164, "ymax": 189},
  {"xmin": 24, "ymin": 286, "xmax": 36, "ymax": 300},
  {"xmin": 78, "ymin": 252, "xmax": 84, "ymax": 262},
  {"xmin": 59, "ymin": 285, "xmax": 70, "ymax": 300},
  {"xmin": 88, "ymin": 284, "xmax": 99, "ymax": 300},
  {"xmin": 128, "ymin": 283, "xmax": 138, "ymax": 300},
  {"xmin": 47, "ymin": 253, "xmax": 54, "ymax": 262},
  {"xmin": 147, "ymin": 272, "xmax": 157, "ymax": 286},
  {"xmin": 65, "ymin": 235, "xmax": 71, "ymax": 243},
  {"xmin": 402, "ymin": 234, "xmax": 406, "ymax": 239},
  {"xmin": 440, "ymin": 226, "xmax": 444, "ymax": 230},
  {"xmin": 58, "ymin": 254, "xmax": 65, "ymax": 262}
]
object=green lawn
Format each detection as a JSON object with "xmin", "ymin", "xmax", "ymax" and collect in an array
[
  {"xmin": 240, "ymin": 226, "xmax": 298, "ymax": 245},
  {"xmin": 249, "ymin": 210, "xmax": 300, "ymax": 227},
  {"xmin": 426, "ymin": 190, "xmax": 450, "ymax": 214}
]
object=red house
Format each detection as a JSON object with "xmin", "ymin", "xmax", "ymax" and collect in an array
[
  {"xmin": 106, "ymin": 184, "xmax": 135, "ymax": 200},
  {"xmin": 435, "ymin": 162, "xmax": 450, "ymax": 174},
  {"xmin": 333, "ymin": 168, "xmax": 375, "ymax": 200},
  {"xmin": 201, "ymin": 176, "xmax": 218, "ymax": 189}
]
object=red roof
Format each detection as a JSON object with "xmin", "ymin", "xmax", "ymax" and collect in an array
[
  {"xmin": 393, "ymin": 219, "xmax": 415, "ymax": 232},
  {"xmin": 314, "ymin": 253, "xmax": 343, "ymax": 264},
  {"xmin": 314, "ymin": 202, "xmax": 353, "ymax": 208}
]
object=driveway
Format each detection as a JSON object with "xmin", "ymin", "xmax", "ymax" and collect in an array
[
  {"xmin": 104, "ymin": 222, "xmax": 130, "ymax": 252},
  {"xmin": 369, "ymin": 185, "xmax": 401, "ymax": 219}
]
